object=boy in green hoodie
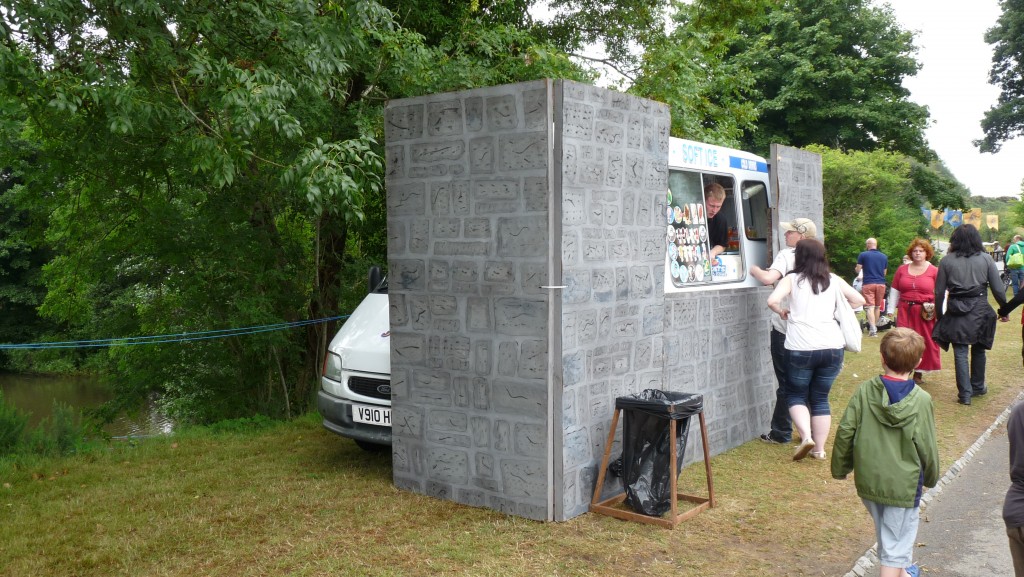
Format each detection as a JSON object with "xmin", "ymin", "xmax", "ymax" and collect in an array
[{"xmin": 832, "ymin": 328, "xmax": 940, "ymax": 577}]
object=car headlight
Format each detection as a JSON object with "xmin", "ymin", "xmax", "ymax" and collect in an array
[{"xmin": 323, "ymin": 352, "xmax": 343, "ymax": 381}]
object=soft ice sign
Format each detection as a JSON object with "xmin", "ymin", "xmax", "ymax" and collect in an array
[{"xmin": 673, "ymin": 140, "xmax": 723, "ymax": 170}]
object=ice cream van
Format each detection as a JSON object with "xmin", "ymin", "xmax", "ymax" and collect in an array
[{"xmin": 318, "ymin": 138, "xmax": 779, "ymax": 449}]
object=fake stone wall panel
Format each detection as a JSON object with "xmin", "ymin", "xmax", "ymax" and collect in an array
[
  {"xmin": 387, "ymin": 80, "xmax": 553, "ymax": 520},
  {"xmin": 555, "ymin": 81, "xmax": 674, "ymax": 520}
]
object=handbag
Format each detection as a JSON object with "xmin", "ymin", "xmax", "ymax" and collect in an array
[
  {"xmin": 921, "ymin": 302, "xmax": 936, "ymax": 321},
  {"xmin": 1009, "ymin": 250, "xmax": 1024, "ymax": 270},
  {"xmin": 833, "ymin": 276, "xmax": 862, "ymax": 353}
]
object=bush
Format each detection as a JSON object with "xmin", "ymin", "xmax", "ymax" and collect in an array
[
  {"xmin": 0, "ymin": 391, "xmax": 85, "ymax": 458},
  {"xmin": 50, "ymin": 402, "xmax": 85, "ymax": 455},
  {"xmin": 0, "ymin": 390, "xmax": 28, "ymax": 456}
]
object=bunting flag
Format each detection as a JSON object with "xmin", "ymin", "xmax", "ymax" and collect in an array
[
  {"xmin": 944, "ymin": 209, "xmax": 963, "ymax": 228},
  {"xmin": 930, "ymin": 210, "xmax": 944, "ymax": 229},
  {"xmin": 920, "ymin": 206, "xmax": 931, "ymax": 219},
  {"xmin": 988, "ymin": 214, "xmax": 1000, "ymax": 231},
  {"xmin": 964, "ymin": 208, "xmax": 983, "ymax": 227}
]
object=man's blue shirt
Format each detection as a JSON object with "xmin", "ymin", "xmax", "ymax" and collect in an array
[{"xmin": 858, "ymin": 249, "xmax": 888, "ymax": 285}]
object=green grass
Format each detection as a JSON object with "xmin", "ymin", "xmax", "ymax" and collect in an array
[{"xmin": 2, "ymin": 304, "xmax": 1022, "ymax": 577}]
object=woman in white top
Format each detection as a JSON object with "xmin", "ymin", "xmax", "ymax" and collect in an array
[{"xmin": 768, "ymin": 239, "xmax": 866, "ymax": 461}]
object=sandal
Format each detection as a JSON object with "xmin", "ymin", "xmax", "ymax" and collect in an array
[
  {"xmin": 793, "ymin": 437, "xmax": 815, "ymax": 461},
  {"xmin": 809, "ymin": 450, "xmax": 827, "ymax": 460}
]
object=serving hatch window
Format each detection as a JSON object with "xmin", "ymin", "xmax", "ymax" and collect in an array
[
  {"xmin": 666, "ymin": 169, "xmax": 745, "ymax": 288},
  {"xmin": 740, "ymin": 180, "xmax": 769, "ymax": 240}
]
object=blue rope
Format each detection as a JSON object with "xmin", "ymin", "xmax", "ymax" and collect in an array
[{"xmin": 0, "ymin": 315, "xmax": 349, "ymax": 350}]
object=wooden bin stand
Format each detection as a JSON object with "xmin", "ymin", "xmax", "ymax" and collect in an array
[{"xmin": 589, "ymin": 404, "xmax": 715, "ymax": 528}]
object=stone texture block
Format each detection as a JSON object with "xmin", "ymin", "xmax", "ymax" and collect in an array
[
  {"xmin": 491, "ymin": 380, "xmax": 547, "ymax": 419},
  {"xmin": 500, "ymin": 459, "xmax": 546, "ymax": 500},
  {"xmin": 493, "ymin": 297, "xmax": 547, "ymax": 336},
  {"xmin": 426, "ymin": 447, "xmax": 469, "ymax": 484}
]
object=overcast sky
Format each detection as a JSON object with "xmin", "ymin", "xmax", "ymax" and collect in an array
[{"xmin": 881, "ymin": 0, "xmax": 1024, "ymax": 198}]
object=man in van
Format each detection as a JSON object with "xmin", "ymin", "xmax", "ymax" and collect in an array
[
  {"xmin": 750, "ymin": 217, "xmax": 818, "ymax": 445},
  {"xmin": 1007, "ymin": 235, "xmax": 1024, "ymax": 296},
  {"xmin": 704, "ymin": 183, "xmax": 728, "ymax": 259}
]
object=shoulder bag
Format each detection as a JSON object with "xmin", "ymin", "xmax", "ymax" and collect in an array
[
  {"xmin": 833, "ymin": 276, "xmax": 862, "ymax": 353},
  {"xmin": 1010, "ymin": 250, "xmax": 1024, "ymax": 270}
]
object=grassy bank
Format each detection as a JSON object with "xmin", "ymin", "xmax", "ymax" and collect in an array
[{"xmin": 2, "ymin": 306, "xmax": 1023, "ymax": 577}]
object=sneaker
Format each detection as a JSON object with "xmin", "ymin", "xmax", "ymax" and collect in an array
[
  {"xmin": 759, "ymin": 433, "xmax": 788, "ymax": 445},
  {"xmin": 973, "ymin": 387, "xmax": 988, "ymax": 397},
  {"xmin": 868, "ymin": 329, "xmax": 878, "ymax": 337},
  {"xmin": 793, "ymin": 437, "xmax": 815, "ymax": 461},
  {"xmin": 905, "ymin": 563, "xmax": 920, "ymax": 577}
]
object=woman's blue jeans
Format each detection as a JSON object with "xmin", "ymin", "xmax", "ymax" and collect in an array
[{"xmin": 785, "ymin": 348, "xmax": 845, "ymax": 416}]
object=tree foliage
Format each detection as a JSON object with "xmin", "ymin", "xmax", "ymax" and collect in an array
[
  {"xmin": 629, "ymin": 1, "xmax": 768, "ymax": 145},
  {"xmin": 978, "ymin": 0, "xmax": 1024, "ymax": 152},
  {"xmin": 534, "ymin": 0, "xmax": 668, "ymax": 83},
  {"xmin": 811, "ymin": 145, "xmax": 930, "ymax": 278},
  {"xmin": 727, "ymin": 0, "xmax": 932, "ymax": 161},
  {"xmin": 0, "ymin": 0, "xmax": 582, "ymax": 422},
  {"xmin": 907, "ymin": 161, "xmax": 968, "ymax": 211},
  {"xmin": 0, "ymin": 142, "xmax": 51, "ymax": 360},
  {"xmin": 1013, "ymin": 192, "xmax": 1024, "ymax": 233}
]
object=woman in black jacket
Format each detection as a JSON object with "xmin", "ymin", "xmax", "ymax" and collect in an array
[{"xmin": 933, "ymin": 224, "xmax": 1007, "ymax": 405}]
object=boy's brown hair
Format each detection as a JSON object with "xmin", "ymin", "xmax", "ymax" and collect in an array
[{"xmin": 880, "ymin": 327, "xmax": 925, "ymax": 374}]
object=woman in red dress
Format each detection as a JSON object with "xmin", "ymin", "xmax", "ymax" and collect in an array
[{"xmin": 891, "ymin": 238, "xmax": 941, "ymax": 383}]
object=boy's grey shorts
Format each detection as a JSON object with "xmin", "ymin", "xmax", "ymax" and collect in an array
[{"xmin": 862, "ymin": 498, "xmax": 919, "ymax": 568}]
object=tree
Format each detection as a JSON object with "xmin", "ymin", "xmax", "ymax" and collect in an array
[
  {"xmin": 810, "ymin": 145, "xmax": 930, "ymax": 278},
  {"xmin": 907, "ymin": 160, "xmax": 968, "ymax": 211},
  {"xmin": 1012, "ymin": 193, "xmax": 1024, "ymax": 233},
  {"xmin": 977, "ymin": 0, "xmax": 1024, "ymax": 152},
  {"xmin": 0, "ymin": 140, "xmax": 51, "ymax": 366},
  {"xmin": 533, "ymin": 0, "xmax": 669, "ymax": 84},
  {"xmin": 629, "ymin": 1, "xmax": 769, "ymax": 144},
  {"xmin": 727, "ymin": 0, "xmax": 933, "ymax": 161},
  {"xmin": 0, "ymin": 0, "xmax": 582, "ymax": 423}
]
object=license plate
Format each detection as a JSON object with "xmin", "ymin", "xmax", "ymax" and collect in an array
[{"xmin": 352, "ymin": 404, "xmax": 391, "ymax": 427}]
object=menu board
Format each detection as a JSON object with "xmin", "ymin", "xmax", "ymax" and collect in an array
[{"xmin": 666, "ymin": 171, "xmax": 712, "ymax": 288}]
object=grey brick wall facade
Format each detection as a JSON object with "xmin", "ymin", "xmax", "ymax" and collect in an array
[{"xmin": 386, "ymin": 80, "xmax": 774, "ymax": 522}]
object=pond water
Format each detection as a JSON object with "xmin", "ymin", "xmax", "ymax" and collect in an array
[{"xmin": 0, "ymin": 373, "xmax": 173, "ymax": 438}]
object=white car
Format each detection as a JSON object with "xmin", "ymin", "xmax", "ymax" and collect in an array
[{"xmin": 317, "ymin": 269, "xmax": 392, "ymax": 451}]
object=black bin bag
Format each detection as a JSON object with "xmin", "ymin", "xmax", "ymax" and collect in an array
[{"xmin": 615, "ymin": 389, "xmax": 703, "ymax": 517}]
